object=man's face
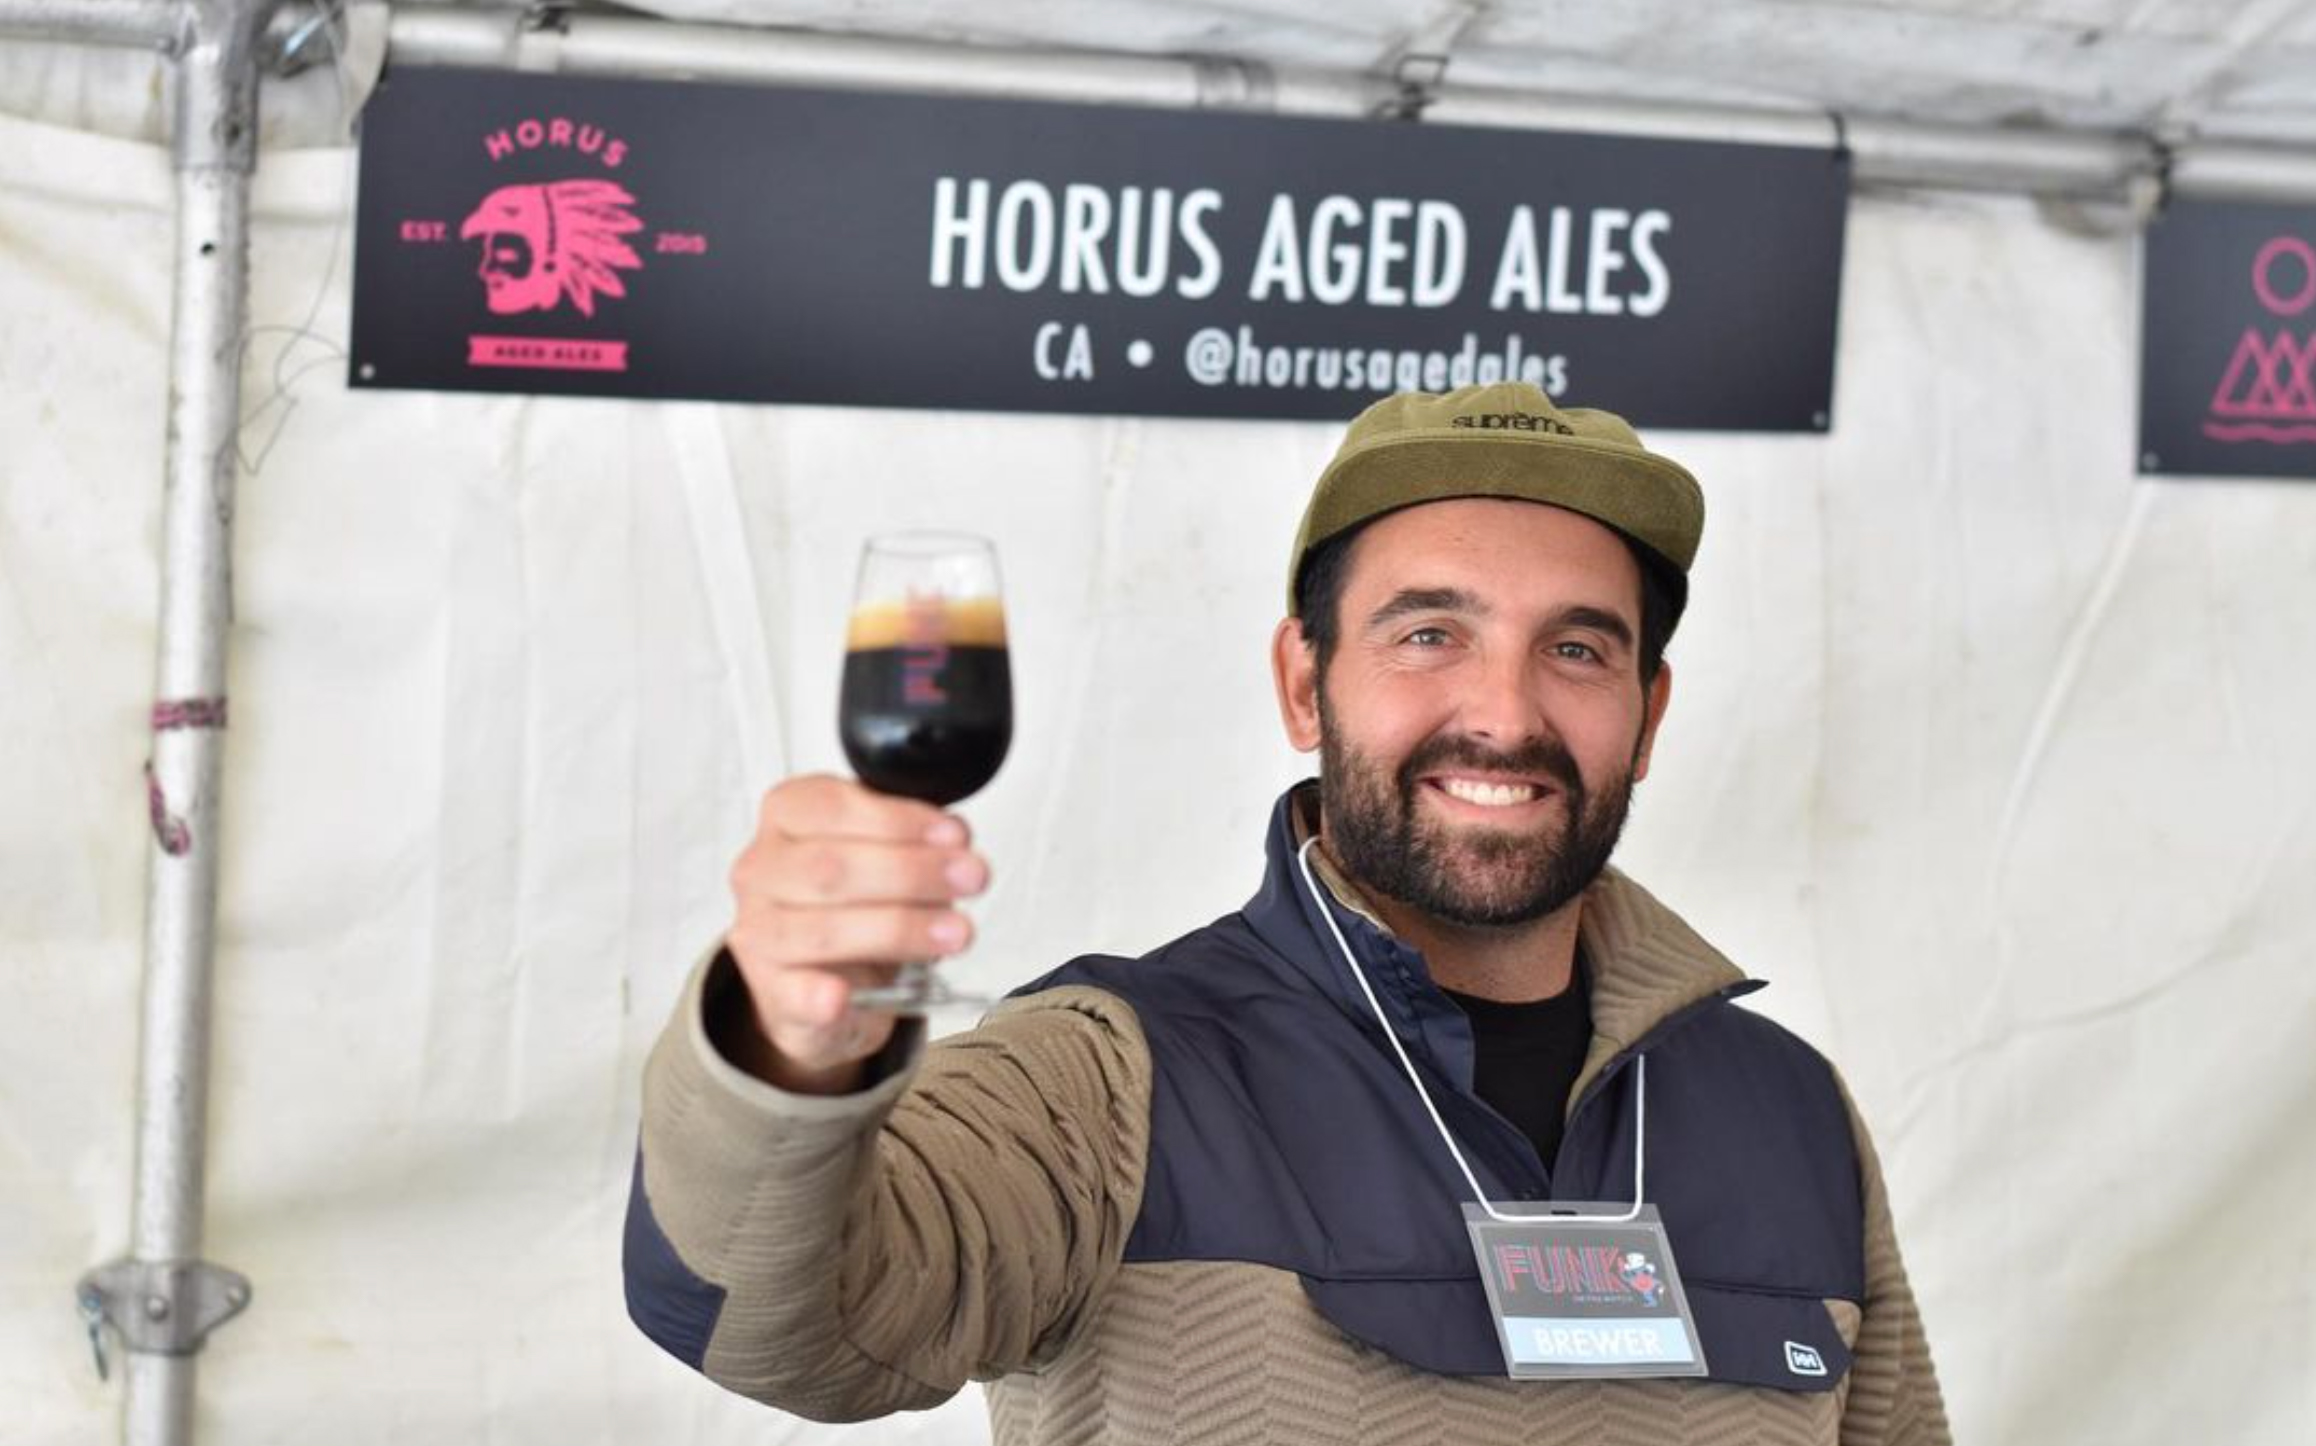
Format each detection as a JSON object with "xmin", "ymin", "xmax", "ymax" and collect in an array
[{"xmin": 1273, "ymin": 498, "xmax": 1672, "ymax": 928}]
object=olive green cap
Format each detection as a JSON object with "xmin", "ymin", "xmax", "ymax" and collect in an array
[{"xmin": 1288, "ymin": 382, "xmax": 1705, "ymax": 617}]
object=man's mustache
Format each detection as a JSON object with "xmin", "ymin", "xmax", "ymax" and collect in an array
[{"xmin": 1395, "ymin": 733, "xmax": 1583, "ymax": 798}]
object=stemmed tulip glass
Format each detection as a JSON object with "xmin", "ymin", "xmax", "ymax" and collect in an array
[{"xmin": 837, "ymin": 532, "xmax": 1012, "ymax": 1011}]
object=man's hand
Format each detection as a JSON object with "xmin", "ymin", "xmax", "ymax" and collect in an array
[{"xmin": 720, "ymin": 774, "xmax": 988, "ymax": 1093}]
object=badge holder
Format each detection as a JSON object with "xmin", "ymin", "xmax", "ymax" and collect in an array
[
  {"xmin": 1295, "ymin": 839, "xmax": 1709, "ymax": 1381},
  {"xmin": 1463, "ymin": 1201, "xmax": 1706, "ymax": 1378}
]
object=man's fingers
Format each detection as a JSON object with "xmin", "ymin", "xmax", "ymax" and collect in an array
[
  {"xmin": 758, "ymin": 774, "xmax": 972, "ymax": 846},
  {"xmin": 743, "ymin": 836, "xmax": 988, "ymax": 907},
  {"xmin": 721, "ymin": 774, "xmax": 985, "ymax": 1081},
  {"xmin": 757, "ymin": 961, "xmax": 902, "ymax": 1028},
  {"xmin": 729, "ymin": 902, "xmax": 974, "ymax": 971}
]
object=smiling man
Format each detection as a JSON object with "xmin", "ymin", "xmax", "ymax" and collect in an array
[
  {"xmin": 1282, "ymin": 494, "xmax": 1670, "ymax": 998},
  {"xmin": 624, "ymin": 383, "xmax": 1952, "ymax": 1446}
]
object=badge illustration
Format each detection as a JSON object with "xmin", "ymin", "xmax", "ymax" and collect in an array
[
  {"xmin": 2204, "ymin": 234, "xmax": 2316, "ymax": 445},
  {"xmin": 461, "ymin": 180, "xmax": 643, "ymax": 318},
  {"xmin": 1616, "ymin": 1250, "xmax": 1662, "ymax": 1307}
]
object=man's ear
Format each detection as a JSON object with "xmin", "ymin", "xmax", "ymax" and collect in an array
[
  {"xmin": 1632, "ymin": 662, "xmax": 1674, "ymax": 782},
  {"xmin": 1272, "ymin": 617, "xmax": 1322, "ymax": 753}
]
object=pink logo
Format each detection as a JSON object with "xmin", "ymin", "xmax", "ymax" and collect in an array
[
  {"xmin": 460, "ymin": 180, "xmax": 644, "ymax": 319},
  {"xmin": 901, "ymin": 593, "xmax": 950, "ymax": 706},
  {"xmin": 467, "ymin": 335, "xmax": 630, "ymax": 372},
  {"xmin": 1616, "ymin": 1250, "xmax": 1663, "ymax": 1308},
  {"xmin": 2204, "ymin": 235, "xmax": 2316, "ymax": 445},
  {"xmin": 384, "ymin": 115, "xmax": 709, "ymax": 377}
]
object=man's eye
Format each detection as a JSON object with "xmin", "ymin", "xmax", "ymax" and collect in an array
[
  {"xmin": 1553, "ymin": 641, "xmax": 1601, "ymax": 662},
  {"xmin": 1403, "ymin": 626, "xmax": 1451, "ymax": 647}
]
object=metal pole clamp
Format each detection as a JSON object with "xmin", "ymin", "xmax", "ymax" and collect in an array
[{"xmin": 75, "ymin": 1260, "xmax": 252, "ymax": 1381}]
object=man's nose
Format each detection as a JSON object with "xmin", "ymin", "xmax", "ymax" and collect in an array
[{"xmin": 1456, "ymin": 646, "xmax": 1544, "ymax": 745}]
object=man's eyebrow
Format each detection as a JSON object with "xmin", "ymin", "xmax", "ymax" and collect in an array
[
  {"xmin": 1365, "ymin": 587, "xmax": 1483, "ymax": 630},
  {"xmin": 1554, "ymin": 604, "xmax": 1636, "ymax": 650}
]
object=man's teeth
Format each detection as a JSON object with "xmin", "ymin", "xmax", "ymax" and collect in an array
[{"xmin": 1438, "ymin": 778, "xmax": 1538, "ymax": 807}]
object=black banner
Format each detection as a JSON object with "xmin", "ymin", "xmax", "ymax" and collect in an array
[
  {"xmin": 351, "ymin": 66, "xmax": 1849, "ymax": 429},
  {"xmin": 2141, "ymin": 200, "xmax": 2316, "ymax": 479}
]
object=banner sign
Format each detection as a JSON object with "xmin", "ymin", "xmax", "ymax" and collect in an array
[
  {"xmin": 351, "ymin": 66, "xmax": 1849, "ymax": 429},
  {"xmin": 2141, "ymin": 200, "xmax": 2316, "ymax": 479}
]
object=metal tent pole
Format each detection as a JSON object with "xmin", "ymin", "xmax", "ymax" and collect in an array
[
  {"xmin": 0, "ymin": 0, "xmax": 182, "ymax": 47},
  {"xmin": 115, "ymin": 0, "xmax": 277, "ymax": 1437},
  {"xmin": 0, "ymin": 1, "xmax": 280, "ymax": 1442}
]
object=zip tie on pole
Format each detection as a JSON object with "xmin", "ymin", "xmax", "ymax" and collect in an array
[
  {"xmin": 146, "ymin": 697, "xmax": 225, "ymax": 856},
  {"xmin": 143, "ymin": 764, "xmax": 193, "ymax": 858},
  {"xmin": 153, "ymin": 697, "xmax": 229, "ymax": 731}
]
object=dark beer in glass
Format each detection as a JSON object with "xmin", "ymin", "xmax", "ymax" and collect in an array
[
  {"xmin": 839, "ymin": 596, "xmax": 1011, "ymax": 806},
  {"xmin": 838, "ymin": 533, "xmax": 1011, "ymax": 1010}
]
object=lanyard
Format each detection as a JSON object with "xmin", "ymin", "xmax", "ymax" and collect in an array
[{"xmin": 1294, "ymin": 837, "xmax": 1647, "ymax": 1225}]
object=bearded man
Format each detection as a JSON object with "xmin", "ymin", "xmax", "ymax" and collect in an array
[{"xmin": 622, "ymin": 383, "xmax": 1952, "ymax": 1446}]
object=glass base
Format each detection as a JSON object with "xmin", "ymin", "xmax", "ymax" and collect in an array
[{"xmin": 849, "ymin": 962, "xmax": 991, "ymax": 1014}]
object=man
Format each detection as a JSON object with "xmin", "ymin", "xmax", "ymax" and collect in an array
[{"xmin": 624, "ymin": 383, "xmax": 1951, "ymax": 1446}]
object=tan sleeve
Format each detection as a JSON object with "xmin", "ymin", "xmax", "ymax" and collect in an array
[
  {"xmin": 1838, "ymin": 1084, "xmax": 1955, "ymax": 1446},
  {"xmin": 635, "ymin": 950, "xmax": 1151, "ymax": 1422}
]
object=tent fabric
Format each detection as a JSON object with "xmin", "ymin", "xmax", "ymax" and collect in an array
[
  {"xmin": 3, "ymin": 105, "xmax": 2314, "ymax": 1445},
  {"xmin": 7, "ymin": 0, "xmax": 2316, "ymax": 152},
  {"xmin": 635, "ymin": 0, "xmax": 2316, "ymax": 143}
]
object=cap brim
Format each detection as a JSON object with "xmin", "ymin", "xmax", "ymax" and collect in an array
[{"xmin": 1300, "ymin": 430, "xmax": 1702, "ymax": 587}]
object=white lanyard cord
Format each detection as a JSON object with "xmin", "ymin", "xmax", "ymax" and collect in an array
[{"xmin": 1294, "ymin": 838, "xmax": 1647, "ymax": 1225}]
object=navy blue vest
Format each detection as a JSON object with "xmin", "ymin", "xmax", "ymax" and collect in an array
[{"xmin": 1017, "ymin": 790, "xmax": 1866, "ymax": 1393}]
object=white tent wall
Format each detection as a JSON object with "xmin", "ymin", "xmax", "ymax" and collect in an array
[{"xmin": 4, "ymin": 96, "xmax": 2314, "ymax": 1446}]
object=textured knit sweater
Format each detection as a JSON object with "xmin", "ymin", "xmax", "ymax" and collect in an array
[{"xmin": 626, "ymin": 799, "xmax": 1951, "ymax": 1446}]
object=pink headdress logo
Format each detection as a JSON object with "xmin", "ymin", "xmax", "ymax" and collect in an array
[
  {"xmin": 381, "ymin": 112, "xmax": 708, "ymax": 375},
  {"xmin": 461, "ymin": 179, "xmax": 644, "ymax": 319},
  {"xmin": 2204, "ymin": 235, "xmax": 2316, "ymax": 445}
]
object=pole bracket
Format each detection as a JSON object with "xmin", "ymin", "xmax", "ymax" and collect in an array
[
  {"xmin": 76, "ymin": 1259, "xmax": 252, "ymax": 1378},
  {"xmin": 1378, "ymin": 51, "xmax": 1450, "ymax": 121},
  {"xmin": 262, "ymin": 0, "xmax": 339, "ymax": 76}
]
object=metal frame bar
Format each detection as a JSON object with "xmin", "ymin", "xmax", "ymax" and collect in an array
[
  {"xmin": 0, "ymin": 0, "xmax": 185, "ymax": 49},
  {"xmin": 13, "ymin": 0, "xmax": 2310, "ymax": 202},
  {"xmin": 378, "ymin": 3, "xmax": 2316, "ymax": 204}
]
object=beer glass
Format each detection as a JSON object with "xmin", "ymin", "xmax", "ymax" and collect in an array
[{"xmin": 839, "ymin": 532, "xmax": 1012, "ymax": 1011}]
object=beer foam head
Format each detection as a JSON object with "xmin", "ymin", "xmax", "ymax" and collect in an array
[
  {"xmin": 1289, "ymin": 381, "xmax": 1703, "ymax": 624},
  {"xmin": 845, "ymin": 596, "xmax": 1008, "ymax": 650}
]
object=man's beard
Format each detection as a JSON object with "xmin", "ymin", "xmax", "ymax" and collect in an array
[{"xmin": 1318, "ymin": 705, "xmax": 1640, "ymax": 930}]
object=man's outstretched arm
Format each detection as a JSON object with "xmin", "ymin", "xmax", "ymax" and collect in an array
[
  {"xmin": 626, "ymin": 955, "xmax": 1150, "ymax": 1420},
  {"xmin": 624, "ymin": 774, "xmax": 1151, "ymax": 1419}
]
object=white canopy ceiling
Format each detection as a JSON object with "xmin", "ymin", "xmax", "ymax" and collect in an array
[
  {"xmin": 3, "ymin": 0, "xmax": 2314, "ymax": 155},
  {"xmin": 631, "ymin": 0, "xmax": 2316, "ymax": 144}
]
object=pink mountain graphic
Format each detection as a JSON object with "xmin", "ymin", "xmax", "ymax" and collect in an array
[{"xmin": 2204, "ymin": 328, "xmax": 2316, "ymax": 444}]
